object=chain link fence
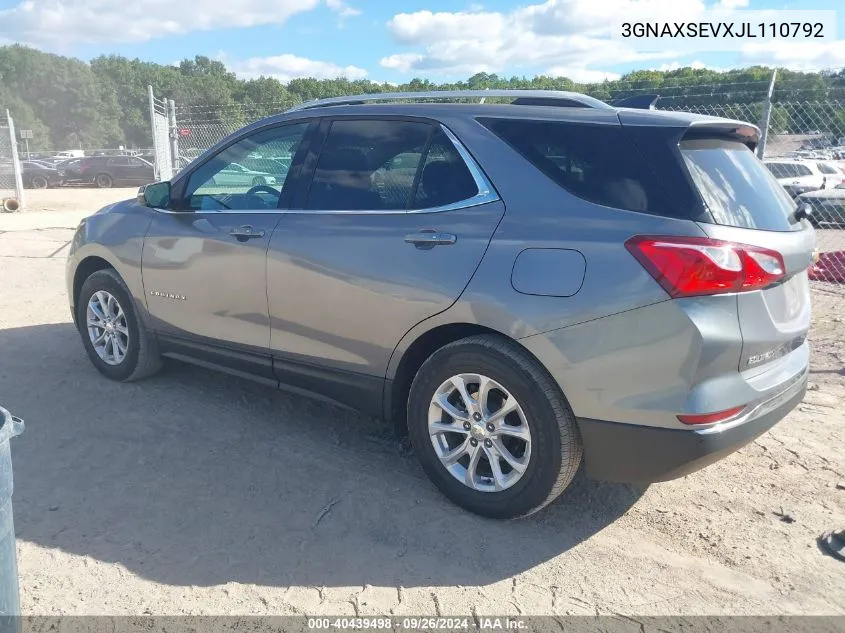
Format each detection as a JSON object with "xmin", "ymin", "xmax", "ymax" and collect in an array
[
  {"xmin": 0, "ymin": 110, "xmax": 25, "ymax": 212},
  {"xmin": 152, "ymin": 75, "xmax": 845, "ymax": 304}
]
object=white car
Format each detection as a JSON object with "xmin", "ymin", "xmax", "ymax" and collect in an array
[{"xmin": 764, "ymin": 159, "xmax": 845, "ymax": 198}]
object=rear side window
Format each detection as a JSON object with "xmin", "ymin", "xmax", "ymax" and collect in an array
[
  {"xmin": 307, "ymin": 120, "xmax": 429, "ymax": 211},
  {"xmin": 306, "ymin": 120, "xmax": 478, "ymax": 211},
  {"xmin": 479, "ymin": 118, "xmax": 673, "ymax": 215},
  {"xmin": 681, "ymin": 139, "xmax": 798, "ymax": 231},
  {"xmin": 412, "ymin": 129, "xmax": 478, "ymax": 209}
]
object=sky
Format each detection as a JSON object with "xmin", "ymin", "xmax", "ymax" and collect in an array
[{"xmin": 0, "ymin": 0, "xmax": 843, "ymax": 84}]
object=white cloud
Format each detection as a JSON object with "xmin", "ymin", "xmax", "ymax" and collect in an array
[
  {"xmin": 381, "ymin": 0, "xmax": 706, "ymax": 78},
  {"xmin": 380, "ymin": 53, "xmax": 426, "ymax": 73},
  {"xmin": 656, "ymin": 60, "xmax": 726, "ymax": 72},
  {"xmin": 740, "ymin": 41, "xmax": 845, "ymax": 71},
  {"xmin": 718, "ymin": 0, "xmax": 749, "ymax": 7},
  {"xmin": 545, "ymin": 67, "xmax": 622, "ymax": 82},
  {"xmin": 326, "ymin": 0, "xmax": 360, "ymax": 18},
  {"xmin": 228, "ymin": 54, "xmax": 368, "ymax": 83},
  {"xmin": 0, "ymin": 0, "xmax": 320, "ymax": 45}
]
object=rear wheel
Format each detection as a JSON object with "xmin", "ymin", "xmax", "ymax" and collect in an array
[
  {"xmin": 76, "ymin": 269, "xmax": 162, "ymax": 382},
  {"xmin": 407, "ymin": 334, "xmax": 582, "ymax": 519},
  {"xmin": 95, "ymin": 173, "xmax": 113, "ymax": 188},
  {"xmin": 29, "ymin": 174, "xmax": 48, "ymax": 189}
]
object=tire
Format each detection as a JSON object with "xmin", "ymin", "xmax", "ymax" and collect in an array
[
  {"xmin": 95, "ymin": 173, "xmax": 113, "ymax": 188},
  {"xmin": 29, "ymin": 174, "xmax": 48, "ymax": 189},
  {"xmin": 251, "ymin": 176, "xmax": 266, "ymax": 187},
  {"xmin": 407, "ymin": 334, "xmax": 582, "ymax": 519},
  {"xmin": 76, "ymin": 269, "xmax": 162, "ymax": 382}
]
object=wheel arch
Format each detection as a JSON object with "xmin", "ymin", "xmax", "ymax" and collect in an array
[
  {"xmin": 72, "ymin": 256, "xmax": 117, "ymax": 323},
  {"xmin": 386, "ymin": 322, "xmax": 551, "ymax": 437}
]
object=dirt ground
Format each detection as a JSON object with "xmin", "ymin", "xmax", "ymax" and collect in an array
[{"xmin": 1, "ymin": 188, "xmax": 844, "ymax": 617}]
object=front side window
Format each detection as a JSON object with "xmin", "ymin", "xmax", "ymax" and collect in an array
[
  {"xmin": 182, "ymin": 122, "xmax": 308, "ymax": 211},
  {"xmin": 305, "ymin": 120, "xmax": 479, "ymax": 211}
]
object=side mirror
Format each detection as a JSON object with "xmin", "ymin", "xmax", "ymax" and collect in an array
[{"xmin": 138, "ymin": 181, "xmax": 171, "ymax": 208}]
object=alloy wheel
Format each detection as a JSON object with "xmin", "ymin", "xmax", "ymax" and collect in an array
[
  {"xmin": 428, "ymin": 373, "xmax": 532, "ymax": 492},
  {"xmin": 86, "ymin": 290, "xmax": 129, "ymax": 366}
]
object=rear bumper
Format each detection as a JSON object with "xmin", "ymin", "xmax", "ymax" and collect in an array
[{"xmin": 577, "ymin": 372, "xmax": 807, "ymax": 483}]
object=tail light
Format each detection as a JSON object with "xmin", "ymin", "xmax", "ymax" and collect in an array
[
  {"xmin": 625, "ymin": 235, "xmax": 785, "ymax": 298},
  {"xmin": 678, "ymin": 405, "xmax": 745, "ymax": 425}
]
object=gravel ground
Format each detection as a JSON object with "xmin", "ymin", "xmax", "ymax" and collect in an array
[{"xmin": 1, "ymin": 188, "xmax": 844, "ymax": 617}]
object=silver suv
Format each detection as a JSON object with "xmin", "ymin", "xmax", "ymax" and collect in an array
[{"xmin": 67, "ymin": 91, "xmax": 814, "ymax": 519}]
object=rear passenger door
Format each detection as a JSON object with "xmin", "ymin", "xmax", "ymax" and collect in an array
[{"xmin": 266, "ymin": 117, "xmax": 505, "ymax": 395}]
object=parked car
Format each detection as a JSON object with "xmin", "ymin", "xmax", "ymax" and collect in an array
[
  {"xmin": 764, "ymin": 159, "xmax": 842, "ymax": 197},
  {"xmin": 67, "ymin": 90, "xmax": 814, "ymax": 518},
  {"xmin": 808, "ymin": 251, "xmax": 845, "ymax": 283},
  {"xmin": 796, "ymin": 188, "xmax": 845, "ymax": 227},
  {"xmin": 21, "ymin": 160, "xmax": 62, "ymax": 188},
  {"xmin": 58, "ymin": 156, "xmax": 155, "ymax": 188},
  {"xmin": 207, "ymin": 162, "xmax": 280, "ymax": 188},
  {"xmin": 55, "ymin": 158, "xmax": 85, "ymax": 183}
]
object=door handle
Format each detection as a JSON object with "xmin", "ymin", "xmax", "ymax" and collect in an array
[
  {"xmin": 404, "ymin": 231, "xmax": 457, "ymax": 249},
  {"xmin": 230, "ymin": 225, "xmax": 266, "ymax": 241}
]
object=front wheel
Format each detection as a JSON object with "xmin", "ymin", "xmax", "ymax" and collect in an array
[
  {"xmin": 407, "ymin": 334, "xmax": 582, "ymax": 519},
  {"xmin": 76, "ymin": 269, "xmax": 162, "ymax": 382}
]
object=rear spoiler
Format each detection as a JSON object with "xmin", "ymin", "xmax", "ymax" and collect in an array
[
  {"xmin": 683, "ymin": 120, "xmax": 761, "ymax": 151},
  {"xmin": 611, "ymin": 94, "xmax": 660, "ymax": 110}
]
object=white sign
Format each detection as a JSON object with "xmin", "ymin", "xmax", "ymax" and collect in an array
[{"xmin": 19, "ymin": 129, "xmax": 33, "ymax": 139}]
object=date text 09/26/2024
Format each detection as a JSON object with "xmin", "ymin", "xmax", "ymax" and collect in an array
[{"xmin": 307, "ymin": 617, "xmax": 527, "ymax": 630}]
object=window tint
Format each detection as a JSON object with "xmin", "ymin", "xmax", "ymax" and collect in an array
[
  {"xmin": 818, "ymin": 162, "xmax": 839, "ymax": 175},
  {"xmin": 480, "ymin": 118, "xmax": 672, "ymax": 215},
  {"xmin": 307, "ymin": 120, "xmax": 430, "ymax": 211},
  {"xmin": 412, "ymin": 129, "xmax": 478, "ymax": 209},
  {"xmin": 108, "ymin": 157, "xmax": 129, "ymax": 167},
  {"xmin": 182, "ymin": 122, "xmax": 308, "ymax": 211},
  {"xmin": 681, "ymin": 140, "xmax": 798, "ymax": 231}
]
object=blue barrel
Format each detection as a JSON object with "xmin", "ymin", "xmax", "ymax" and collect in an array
[{"xmin": 0, "ymin": 406, "xmax": 24, "ymax": 627}]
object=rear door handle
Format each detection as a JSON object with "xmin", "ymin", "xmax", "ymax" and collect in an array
[
  {"xmin": 230, "ymin": 225, "xmax": 266, "ymax": 241},
  {"xmin": 404, "ymin": 231, "xmax": 457, "ymax": 248}
]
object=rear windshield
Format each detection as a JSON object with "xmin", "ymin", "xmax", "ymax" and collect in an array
[
  {"xmin": 479, "ymin": 118, "xmax": 675, "ymax": 216},
  {"xmin": 682, "ymin": 140, "xmax": 798, "ymax": 231},
  {"xmin": 818, "ymin": 162, "xmax": 840, "ymax": 175}
]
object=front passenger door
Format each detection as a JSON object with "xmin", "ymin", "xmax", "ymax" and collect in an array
[{"xmin": 142, "ymin": 121, "xmax": 312, "ymax": 376}]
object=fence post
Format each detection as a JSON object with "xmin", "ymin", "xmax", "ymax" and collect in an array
[
  {"xmin": 6, "ymin": 110, "xmax": 25, "ymax": 210},
  {"xmin": 147, "ymin": 85, "xmax": 159, "ymax": 180},
  {"xmin": 756, "ymin": 69, "xmax": 777, "ymax": 160},
  {"xmin": 167, "ymin": 99, "xmax": 179, "ymax": 176}
]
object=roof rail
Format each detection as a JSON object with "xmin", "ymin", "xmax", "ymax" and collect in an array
[{"xmin": 285, "ymin": 90, "xmax": 614, "ymax": 112}]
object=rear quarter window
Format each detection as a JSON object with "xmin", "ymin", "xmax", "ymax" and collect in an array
[{"xmin": 478, "ymin": 118, "xmax": 675, "ymax": 217}]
